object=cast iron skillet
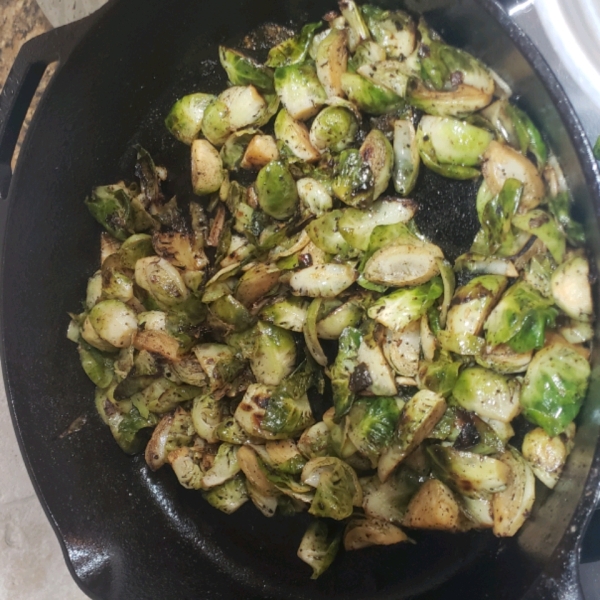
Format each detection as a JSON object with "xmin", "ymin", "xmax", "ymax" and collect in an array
[{"xmin": 1, "ymin": 0, "xmax": 600, "ymax": 598}]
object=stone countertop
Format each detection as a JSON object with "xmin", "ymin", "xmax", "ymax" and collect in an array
[{"xmin": 0, "ymin": 3, "xmax": 92, "ymax": 598}]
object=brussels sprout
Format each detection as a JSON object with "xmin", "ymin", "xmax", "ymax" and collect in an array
[
  {"xmin": 339, "ymin": 0, "xmax": 371, "ymax": 51},
  {"xmin": 309, "ymin": 106, "xmax": 359, "ymax": 153},
  {"xmin": 168, "ymin": 446, "xmax": 205, "ymax": 490},
  {"xmin": 504, "ymin": 102, "xmax": 547, "ymax": 169},
  {"xmin": 88, "ymin": 300, "xmax": 138, "ymax": 349},
  {"xmin": 356, "ymin": 322, "xmax": 397, "ymax": 396},
  {"xmin": 344, "ymin": 516, "xmax": 410, "ymax": 550},
  {"xmin": 356, "ymin": 61, "xmax": 410, "ymax": 98},
  {"xmin": 144, "ymin": 407, "xmax": 195, "ymax": 470},
  {"xmin": 296, "ymin": 177, "xmax": 334, "ymax": 218},
  {"xmin": 298, "ymin": 422, "xmax": 334, "ymax": 459},
  {"xmin": 317, "ymin": 296, "xmax": 364, "ymax": 339},
  {"xmin": 135, "ymin": 256, "xmax": 189, "ymax": 307},
  {"xmin": 304, "ymin": 298, "xmax": 328, "ymax": 367},
  {"xmin": 201, "ymin": 443, "xmax": 241, "ymax": 489},
  {"xmin": 256, "ymin": 160, "xmax": 299, "ymax": 220},
  {"xmin": 428, "ymin": 445, "xmax": 510, "ymax": 498},
  {"xmin": 341, "ymin": 72, "xmax": 404, "ymax": 115},
  {"xmin": 219, "ymin": 129, "xmax": 257, "ymax": 171},
  {"xmin": 261, "ymin": 359, "xmax": 318, "ymax": 436},
  {"xmin": 260, "ymin": 296, "xmax": 308, "ymax": 332},
  {"xmin": 290, "ymin": 264, "xmax": 358, "ymax": 298},
  {"xmin": 202, "ymin": 473, "xmax": 249, "ymax": 514},
  {"xmin": 133, "ymin": 329, "xmax": 181, "ymax": 362},
  {"xmin": 267, "ymin": 22, "xmax": 322, "ymax": 68},
  {"xmin": 218, "ymin": 46, "xmax": 274, "ymax": 92},
  {"xmin": 416, "ymin": 116, "xmax": 493, "ymax": 180},
  {"xmin": 512, "ymin": 209, "xmax": 565, "ymax": 264},
  {"xmin": 190, "ymin": 139, "xmax": 225, "ymax": 196},
  {"xmin": 359, "ymin": 129, "xmax": 394, "ymax": 199},
  {"xmin": 100, "ymin": 261, "xmax": 134, "ymax": 303},
  {"xmin": 347, "ymin": 397, "xmax": 402, "ymax": 467},
  {"xmin": 302, "ymin": 456, "xmax": 362, "ymax": 519},
  {"xmin": 315, "ymin": 28, "xmax": 349, "ymax": 98},
  {"xmin": 234, "ymin": 383, "xmax": 284, "ymax": 440},
  {"xmin": 95, "ymin": 390, "xmax": 158, "ymax": 454},
  {"xmin": 417, "ymin": 352, "xmax": 461, "ymax": 398},
  {"xmin": 454, "ymin": 253, "xmax": 518, "ymax": 277},
  {"xmin": 446, "ymin": 275, "xmax": 507, "ymax": 339},
  {"xmin": 361, "ymin": 5, "xmax": 416, "ymax": 59},
  {"xmin": 78, "ymin": 343, "xmax": 114, "ymax": 388},
  {"xmin": 240, "ymin": 134, "xmax": 279, "ymax": 170},
  {"xmin": 297, "ymin": 519, "xmax": 342, "ymax": 579},
  {"xmin": 378, "ymin": 390, "xmax": 446, "ymax": 482},
  {"xmin": 274, "ymin": 109, "xmax": 321, "ymax": 162},
  {"xmin": 475, "ymin": 343, "xmax": 532, "ymax": 374},
  {"xmin": 119, "ymin": 233, "xmax": 155, "ymax": 270},
  {"xmin": 201, "ymin": 98, "xmax": 233, "ymax": 146},
  {"xmin": 361, "ymin": 466, "xmax": 420, "ymax": 523},
  {"xmin": 85, "ymin": 271, "xmax": 103, "ymax": 310},
  {"xmin": 452, "ymin": 366, "xmax": 520, "ymax": 423},
  {"xmin": 265, "ymin": 439, "xmax": 307, "ymax": 474},
  {"xmin": 330, "ymin": 326, "xmax": 363, "ymax": 419},
  {"xmin": 237, "ymin": 444, "xmax": 280, "ymax": 497},
  {"xmin": 191, "ymin": 394, "xmax": 223, "ymax": 443},
  {"xmin": 492, "ymin": 447, "xmax": 535, "ymax": 537},
  {"xmin": 305, "ymin": 209, "xmax": 353, "ymax": 257},
  {"xmin": 215, "ymin": 416, "xmax": 250, "ymax": 445},
  {"xmin": 482, "ymin": 141, "xmax": 545, "ymax": 212},
  {"xmin": 274, "ymin": 63, "xmax": 327, "ymax": 121},
  {"xmin": 338, "ymin": 197, "xmax": 417, "ymax": 251},
  {"xmin": 381, "ymin": 320, "xmax": 420, "ymax": 377},
  {"xmin": 548, "ymin": 190, "xmax": 585, "ymax": 246},
  {"xmin": 408, "ymin": 81, "xmax": 494, "ymax": 118},
  {"xmin": 403, "ymin": 479, "xmax": 462, "ymax": 531},
  {"xmin": 520, "ymin": 341, "xmax": 590, "ymax": 437},
  {"xmin": 85, "ymin": 183, "xmax": 134, "ymax": 241},
  {"xmin": 220, "ymin": 85, "xmax": 270, "ymax": 131},
  {"xmin": 392, "ymin": 119, "xmax": 420, "ymax": 196},
  {"xmin": 551, "ymin": 255, "xmax": 593, "ymax": 322},
  {"xmin": 193, "ymin": 343, "xmax": 246, "ymax": 391},
  {"xmin": 348, "ymin": 40, "xmax": 387, "ymax": 72},
  {"xmin": 246, "ymin": 321, "xmax": 296, "ymax": 386},
  {"xmin": 331, "ymin": 149, "xmax": 375, "ymax": 208},
  {"xmin": 559, "ymin": 319, "xmax": 594, "ymax": 345},
  {"xmin": 367, "ymin": 277, "xmax": 443, "ymax": 332},
  {"xmin": 165, "ymin": 92, "xmax": 216, "ymax": 145},
  {"xmin": 522, "ymin": 425, "xmax": 575, "ymax": 489},
  {"xmin": 484, "ymin": 281, "xmax": 558, "ymax": 353}
]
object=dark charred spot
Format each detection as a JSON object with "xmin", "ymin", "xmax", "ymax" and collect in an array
[
  {"xmin": 419, "ymin": 44, "xmax": 431, "ymax": 58},
  {"xmin": 450, "ymin": 71, "xmax": 464, "ymax": 87},
  {"xmin": 349, "ymin": 363, "xmax": 373, "ymax": 393},
  {"xmin": 459, "ymin": 479, "xmax": 474, "ymax": 492},
  {"xmin": 529, "ymin": 213, "xmax": 550, "ymax": 228},
  {"xmin": 453, "ymin": 412, "xmax": 481, "ymax": 451},
  {"xmin": 256, "ymin": 394, "xmax": 270, "ymax": 409},
  {"xmin": 298, "ymin": 253, "xmax": 313, "ymax": 268}
]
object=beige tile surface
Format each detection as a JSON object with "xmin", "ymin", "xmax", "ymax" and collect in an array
[{"xmin": 0, "ymin": 1, "xmax": 91, "ymax": 597}]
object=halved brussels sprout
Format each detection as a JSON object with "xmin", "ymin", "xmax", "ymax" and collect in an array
[
  {"xmin": 267, "ymin": 22, "xmax": 322, "ymax": 68},
  {"xmin": 551, "ymin": 255, "xmax": 593, "ymax": 322},
  {"xmin": 202, "ymin": 473, "xmax": 249, "ymax": 515},
  {"xmin": 297, "ymin": 519, "xmax": 342, "ymax": 579},
  {"xmin": 367, "ymin": 277, "xmax": 443, "ymax": 331},
  {"xmin": 341, "ymin": 72, "xmax": 404, "ymax": 115},
  {"xmin": 408, "ymin": 81, "xmax": 494, "ymax": 118},
  {"xmin": 512, "ymin": 209, "xmax": 565, "ymax": 264},
  {"xmin": 145, "ymin": 407, "xmax": 195, "ymax": 471},
  {"xmin": 362, "ymin": 5, "xmax": 416, "ymax": 59},
  {"xmin": 357, "ymin": 61, "xmax": 410, "ymax": 98},
  {"xmin": 274, "ymin": 108, "xmax": 320, "ymax": 162},
  {"xmin": 378, "ymin": 389, "xmax": 446, "ymax": 482},
  {"xmin": 309, "ymin": 106, "xmax": 359, "ymax": 153},
  {"xmin": 356, "ymin": 323, "xmax": 397, "ymax": 396},
  {"xmin": 191, "ymin": 139, "xmax": 225, "ymax": 196},
  {"xmin": 218, "ymin": 46, "xmax": 274, "ymax": 92},
  {"xmin": 315, "ymin": 28, "xmax": 349, "ymax": 98},
  {"xmin": 454, "ymin": 253, "xmax": 518, "ymax": 277},
  {"xmin": 256, "ymin": 160, "xmax": 299, "ymax": 220},
  {"xmin": 403, "ymin": 479, "xmax": 462, "ymax": 531},
  {"xmin": 165, "ymin": 92, "xmax": 216, "ymax": 145},
  {"xmin": 344, "ymin": 516, "xmax": 410, "ymax": 550},
  {"xmin": 317, "ymin": 296, "xmax": 364, "ymax": 339},
  {"xmin": 88, "ymin": 300, "xmax": 138, "ymax": 349},
  {"xmin": 306, "ymin": 209, "xmax": 354, "ymax": 256},
  {"xmin": 135, "ymin": 256, "xmax": 189, "ymax": 307},
  {"xmin": 260, "ymin": 296, "xmax": 308, "ymax": 332},
  {"xmin": 248, "ymin": 321, "xmax": 297, "ymax": 386},
  {"xmin": 332, "ymin": 148, "xmax": 375, "ymax": 207},
  {"xmin": 201, "ymin": 443, "xmax": 241, "ymax": 489},
  {"xmin": 290, "ymin": 264, "xmax": 358, "ymax": 298},
  {"xmin": 302, "ymin": 456, "xmax": 362, "ymax": 519},
  {"xmin": 298, "ymin": 421, "xmax": 333, "ymax": 459},
  {"xmin": 330, "ymin": 326, "xmax": 363, "ymax": 419},
  {"xmin": 359, "ymin": 129, "xmax": 394, "ymax": 199},
  {"xmin": 339, "ymin": 0, "xmax": 371, "ymax": 51},
  {"xmin": 392, "ymin": 119, "xmax": 420, "ymax": 196},
  {"xmin": 382, "ymin": 320, "xmax": 420, "ymax": 377},
  {"xmin": 428, "ymin": 445, "xmax": 510, "ymax": 498},
  {"xmin": 475, "ymin": 344, "xmax": 532, "ymax": 374},
  {"xmin": 85, "ymin": 183, "xmax": 134, "ymax": 241},
  {"xmin": 191, "ymin": 394, "xmax": 223, "ymax": 443},
  {"xmin": 235, "ymin": 263, "xmax": 280, "ymax": 307},
  {"xmin": 297, "ymin": 177, "xmax": 334, "ymax": 218},
  {"xmin": 193, "ymin": 343, "xmax": 246, "ymax": 391},
  {"xmin": 240, "ymin": 134, "xmax": 279, "ymax": 170},
  {"xmin": 452, "ymin": 367, "xmax": 520, "ymax": 423},
  {"xmin": 274, "ymin": 63, "xmax": 327, "ymax": 120},
  {"xmin": 520, "ymin": 340, "xmax": 590, "ymax": 437},
  {"xmin": 522, "ymin": 424, "xmax": 575, "ymax": 489},
  {"xmin": 168, "ymin": 446, "xmax": 205, "ymax": 490},
  {"xmin": 492, "ymin": 447, "xmax": 535, "ymax": 537}
]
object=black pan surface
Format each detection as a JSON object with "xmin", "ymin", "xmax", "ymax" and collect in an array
[{"xmin": 1, "ymin": 0, "xmax": 600, "ymax": 599}]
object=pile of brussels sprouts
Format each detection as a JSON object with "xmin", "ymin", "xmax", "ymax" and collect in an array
[{"xmin": 69, "ymin": 0, "xmax": 593, "ymax": 579}]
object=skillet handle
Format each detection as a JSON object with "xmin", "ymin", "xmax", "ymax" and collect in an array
[{"xmin": 0, "ymin": 13, "xmax": 102, "ymax": 200}]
